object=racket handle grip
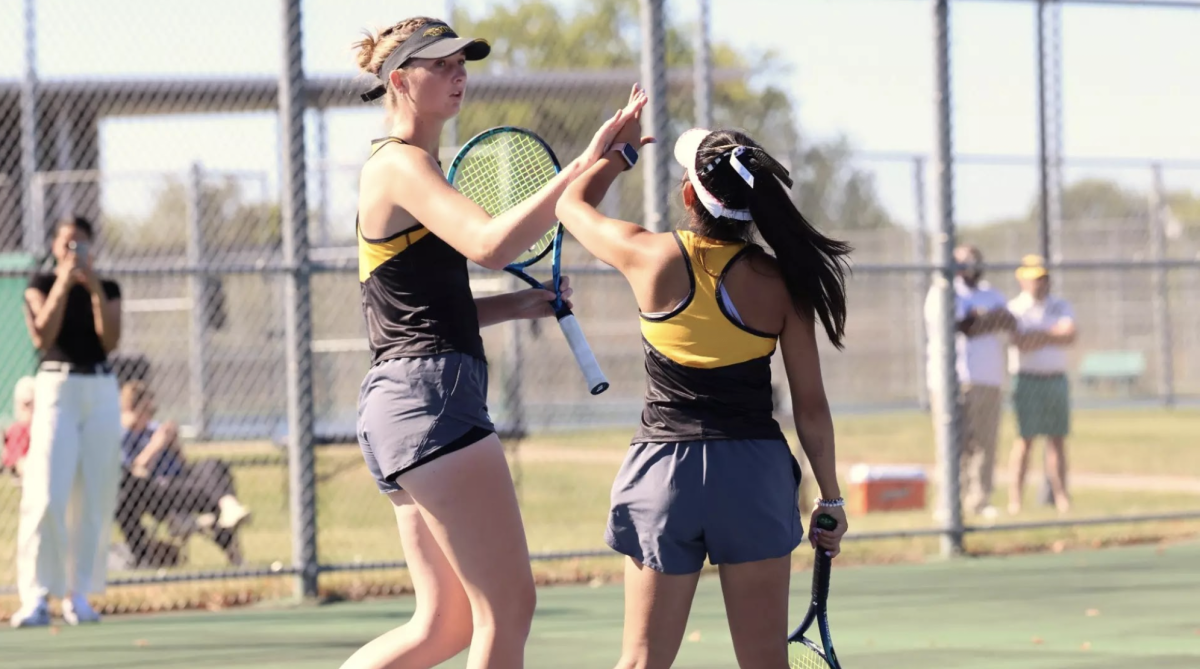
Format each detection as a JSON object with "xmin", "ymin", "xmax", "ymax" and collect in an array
[{"xmin": 557, "ymin": 313, "xmax": 609, "ymax": 395}]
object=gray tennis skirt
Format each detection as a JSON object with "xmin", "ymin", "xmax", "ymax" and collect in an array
[
  {"xmin": 605, "ymin": 439, "xmax": 805, "ymax": 575},
  {"xmin": 356, "ymin": 353, "xmax": 496, "ymax": 493}
]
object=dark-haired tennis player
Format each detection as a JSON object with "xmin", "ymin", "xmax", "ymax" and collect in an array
[
  {"xmin": 556, "ymin": 90, "xmax": 850, "ymax": 669},
  {"xmin": 342, "ymin": 16, "xmax": 642, "ymax": 669}
]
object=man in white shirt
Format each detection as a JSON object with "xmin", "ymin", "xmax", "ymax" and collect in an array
[
  {"xmin": 926, "ymin": 245, "xmax": 1014, "ymax": 517},
  {"xmin": 1007, "ymin": 255, "xmax": 1077, "ymax": 515}
]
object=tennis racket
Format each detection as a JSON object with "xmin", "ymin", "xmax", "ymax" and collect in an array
[
  {"xmin": 788, "ymin": 513, "xmax": 843, "ymax": 669},
  {"xmin": 447, "ymin": 126, "xmax": 609, "ymax": 395}
]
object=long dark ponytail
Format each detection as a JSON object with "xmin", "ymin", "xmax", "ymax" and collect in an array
[{"xmin": 687, "ymin": 130, "xmax": 852, "ymax": 348}]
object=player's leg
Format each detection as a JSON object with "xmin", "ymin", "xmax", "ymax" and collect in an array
[
  {"xmin": 345, "ymin": 356, "xmax": 484, "ymax": 668},
  {"xmin": 65, "ymin": 374, "xmax": 123, "ymax": 623},
  {"xmin": 74, "ymin": 375, "xmax": 123, "ymax": 582},
  {"xmin": 1045, "ymin": 437, "xmax": 1070, "ymax": 513},
  {"xmin": 974, "ymin": 385, "xmax": 1003, "ymax": 516},
  {"xmin": 613, "ymin": 559, "xmax": 702, "ymax": 669},
  {"xmin": 959, "ymin": 384, "xmax": 985, "ymax": 513},
  {"xmin": 605, "ymin": 442, "xmax": 708, "ymax": 669},
  {"xmin": 338, "ymin": 490, "xmax": 473, "ymax": 669},
  {"xmin": 1043, "ymin": 375, "xmax": 1071, "ymax": 513},
  {"xmin": 1008, "ymin": 375, "xmax": 1037, "ymax": 515},
  {"xmin": 14, "ymin": 372, "xmax": 78, "ymax": 625},
  {"xmin": 1008, "ymin": 437, "xmax": 1034, "ymax": 515},
  {"xmin": 719, "ymin": 556, "xmax": 791, "ymax": 669},
  {"xmin": 707, "ymin": 439, "xmax": 804, "ymax": 669},
  {"xmin": 396, "ymin": 433, "xmax": 536, "ymax": 669}
]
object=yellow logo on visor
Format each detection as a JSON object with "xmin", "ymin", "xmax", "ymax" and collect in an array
[{"xmin": 423, "ymin": 26, "xmax": 454, "ymax": 37}]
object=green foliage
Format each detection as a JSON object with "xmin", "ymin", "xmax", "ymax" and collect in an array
[
  {"xmin": 962, "ymin": 178, "xmax": 1200, "ymax": 250},
  {"xmin": 453, "ymin": 0, "xmax": 895, "ymax": 231},
  {"xmin": 111, "ymin": 0, "xmax": 899, "ymax": 251},
  {"xmin": 105, "ymin": 175, "xmax": 281, "ymax": 254}
]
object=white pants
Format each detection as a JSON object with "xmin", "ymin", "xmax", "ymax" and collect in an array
[{"xmin": 16, "ymin": 370, "xmax": 122, "ymax": 605}]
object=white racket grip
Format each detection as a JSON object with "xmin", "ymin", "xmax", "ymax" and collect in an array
[{"xmin": 557, "ymin": 313, "xmax": 610, "ymax": 395}]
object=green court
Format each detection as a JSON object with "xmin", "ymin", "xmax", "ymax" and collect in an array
[{"xmin": 5, "ymin": 541, "xmax": 1198, "ymax": 668}]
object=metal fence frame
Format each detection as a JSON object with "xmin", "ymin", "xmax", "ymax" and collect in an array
[{"xmin": 3, "ymin": 0, "xmax": 1200, "ymax": 601}]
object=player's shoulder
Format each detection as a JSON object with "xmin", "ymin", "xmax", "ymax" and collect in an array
[
  {"xmin": 365, "ymin": 141, "xmax": 440, "ymax": 181},
  {"xmin": 739, "ymin": 244, "xmax": 783, "ymax": 281},
  {"xmin": 736, "ymin": 247, "xmax": 791, "ymax": 306},
  {"xmin": 26, "ymin": 272, "xmax": 54, "ymax": 294},
  {"xmin": 729, "ymin": 246, "xmax": 787, "ymax": 298}
]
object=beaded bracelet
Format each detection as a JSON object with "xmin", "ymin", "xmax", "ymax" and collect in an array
[{"xmin": 815, "ymin": 497, "xmax": 846, "ymax": 508}]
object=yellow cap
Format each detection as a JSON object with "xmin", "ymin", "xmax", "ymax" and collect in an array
[{"xmin": 1015, "ymin": 254, "xmax": 1048, "ymax": 280}]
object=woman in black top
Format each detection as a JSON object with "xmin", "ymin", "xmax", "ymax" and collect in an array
[
  {"xmin": 342, "ymin": 15, "xmax": 639, "ymax": 669},
  {"xmin": 13, "ymin": 216, "xmax": 123, "ymax": 628}
]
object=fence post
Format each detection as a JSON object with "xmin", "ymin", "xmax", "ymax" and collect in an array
[
  {"xmin": 1150, "ymin": 163, "xmax": 1175, "ymax": 407},
  {"xmin": 912, "ymin": 156, "xmax": 931, "ymax": 411},
  {"xmin": 639, "ymin": 0, "xmax": 670, "ymax": 233},
  {"xmin": 21, "ymin": 0, "xmax": 42, "ymax": 255},
  {"xmin": 693, "ymin": 0, "xmax": 713, "ymax": 129},
  {"xmin": 500, "ymin": 275, "xmax": 528, "ymax": 495},
  {"xmin": 1035, "ymin": 0, "xmax": 1063, "ymax": 264},
  {"xmin": 933, "ymin": 0, "xmax": 964, "ymax": 557},
  {"xmin": 315, "ymin": 107, "xmax": 330, "ymax": 248},
  {"xmin": 186, "ymin": 162, "xmax": 211, "ymax": 440},
  {"xmin": 1036, "ymin": 6, "xmax": 1066, "ymax": 507},
  {"xmin": 279, "ymin": 0, "xmax": 318, "ymax": 601},
  {"xmin": 445, "ymin": 0, "xmax": 458, "ymax": 148}
]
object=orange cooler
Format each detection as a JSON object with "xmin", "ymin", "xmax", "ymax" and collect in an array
[{"xmin": 848, "ymin": 464, "xmax": 927, "ymax": 513}]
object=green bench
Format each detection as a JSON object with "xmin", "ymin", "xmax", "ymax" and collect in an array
[{"xmin": 1078, "ymin": 350, "xmax": 1146, "ymax": 394}]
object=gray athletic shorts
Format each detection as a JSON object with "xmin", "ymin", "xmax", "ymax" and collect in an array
[
  {"xmin": 605, "ymin": 439, "xmax": 804, "ymax": 575},
  {"xmin": 356, "ymin": 353, "xmax": 495, "ymax": 493}
]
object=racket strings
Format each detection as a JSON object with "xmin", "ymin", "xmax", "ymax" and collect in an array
[
  {"xmin": 453, "ymin": 133, "xmax": 559, "ymax": 265},
  {"xmin": 788, "ymin": 640, "xmax": 831, "ymax": 669}
]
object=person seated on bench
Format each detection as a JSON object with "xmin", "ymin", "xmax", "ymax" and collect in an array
[{"xmin": 116, "ymin": 381, "xmax": 251, "ymax": 566}]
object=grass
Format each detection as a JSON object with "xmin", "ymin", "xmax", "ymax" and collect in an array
[
  {"xmin": 1, "ymin": 406, "xmax": 1197, "ymax": 618},
  {"xmin": 819, "ymin": 405, "xmax": 1200, "ymax": 476}
]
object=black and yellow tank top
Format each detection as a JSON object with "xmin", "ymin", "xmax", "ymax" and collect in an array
[
  {"xmin": 633, "ymin": 230, "xmax": 784, "ymax": 444},
  {"xmin": 358, "ymin": 137, "xmax": 485, "ymax": 364}
]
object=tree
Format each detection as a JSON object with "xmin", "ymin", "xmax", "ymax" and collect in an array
[
  {"xmin": 961, "ymin": 178, "xmax": 1200, "ymax": 257},
  {"xmin": 452, "ymin": 0, "xmax": 894, "ymax": 230},
  {"xmin": 794, "ymin": 138, "xmax": 894, "ymax": 231},
  {"xmin": 104, "ymin": 174, "xmax": 281, "ymax": 255}
]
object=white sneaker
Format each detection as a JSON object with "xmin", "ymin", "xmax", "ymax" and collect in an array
[
  {"xmin": 10, "ymin": 599, "xmax": 50, "ymax": 628},
  {"xmin": 62, "ymin": 595, "xmax": 101, "ymax": 625},
  {"xmin": 217, "ymin": 497, "xmax": 252, "ymax": 530}
]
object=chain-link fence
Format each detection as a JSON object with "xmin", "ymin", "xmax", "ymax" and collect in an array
[{"xmin": 2, "ymin": 0, "xmax": 1200, "ymax": 618}]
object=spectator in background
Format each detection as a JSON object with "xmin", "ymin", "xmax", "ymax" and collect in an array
[
  {"xmin": 925, "ymin": 245, "xmax": 1015, "ymax": 518},
  {"xmin": 3, "ymin": 376, "xmax": 36, "ymax": 478},
  {"xmin": 117, "ymin": 381, "xmax": 251, "ymax": 567},
  {"xmin": 14, "ymin": 216, "xmax": 123, "ymax": 628},
  {"xmin": 1007, "ymin": 255, "xmax": 1078, "ymax": 515}
]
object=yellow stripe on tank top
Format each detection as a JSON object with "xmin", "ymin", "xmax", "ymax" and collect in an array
[{"xmin": 640, "ymin": 230, "xmax": 776, "ymax": 369}]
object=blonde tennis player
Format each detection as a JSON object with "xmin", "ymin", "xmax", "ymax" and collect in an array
[{"xmin": 342, "ymin": 16, "xmax": 642, "ymax": 669}]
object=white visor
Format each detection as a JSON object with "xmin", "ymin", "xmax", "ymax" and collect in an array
[{"xmin": 673, "ymin": 128, "xmax": 753, "ymax": 221}]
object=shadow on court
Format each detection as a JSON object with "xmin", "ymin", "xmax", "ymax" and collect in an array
[{"xmin": 3, "ymin": 540, "xmax": 1198, "ymax": 668}]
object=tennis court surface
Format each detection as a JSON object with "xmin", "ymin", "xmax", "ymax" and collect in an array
[{"xmin": 5, "ymin": 540, "xmax": 1197, "ymax": 668}]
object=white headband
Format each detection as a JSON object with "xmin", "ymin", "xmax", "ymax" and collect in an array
[{"xmin": 675, "ymin": 128, "xmax": 757, "ymax": 221}]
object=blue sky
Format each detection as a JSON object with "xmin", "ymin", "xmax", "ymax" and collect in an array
[{"xmin": 2, "ymin": 0, "xmax": 1198, "ymax": 234}]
